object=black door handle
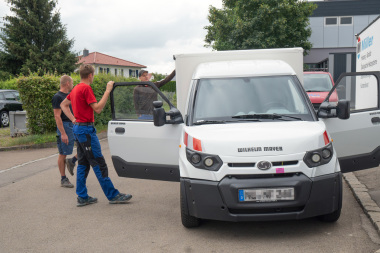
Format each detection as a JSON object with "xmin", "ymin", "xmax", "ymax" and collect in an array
[
  {"xmin": 371, "ymin": 117, "xmax": 380, "ymax": 124},
  {"xmin": 115, "ymin": 127, "xmax": 125, "ymax": 134}
]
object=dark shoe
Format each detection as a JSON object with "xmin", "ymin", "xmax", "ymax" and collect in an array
[
  {"xmin": 65, "ymin": 158, "xmax": 75, "ymax": 176},
  {"xmin": 109, "ymin": 193, "xmax": 132, "ymax": 204},
  {"xmin": 77, "ymin": 196, "xmax": 98, "ymax": 207},
  {"xmin": 61, "ymin": 178, "xmax": 74, "ymax": 188}
]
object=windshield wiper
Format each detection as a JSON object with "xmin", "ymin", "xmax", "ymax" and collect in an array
[
  {"xmin": 232, "ymin": 114, "xmax": 279, "ymax": 119},
  {"xmin": 232, "ymin": 114, "xmax": 302, "ymax": 121},
  {"xmin": 193, "ymin": 120, "xmax": 226, "ymax": 125},
  {"xmin": 272, "ymin": 113, "xmax": 302, "ymax": 121}
]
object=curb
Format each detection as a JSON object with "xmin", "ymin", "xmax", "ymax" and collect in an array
[
  {"xmin": 343, "ymin": 173, "xmax": 380, "ymax": 236},
  {"xmin": 0, "ymin": 131, "xmax": 107, "ymax": 152}
]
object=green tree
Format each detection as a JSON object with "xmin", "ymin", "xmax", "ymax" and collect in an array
[
  {"xmin": 151, "ymin": 72, "xmax": 166, "ymax": 82},
  {"xmin": 0, "ymin": 0, "xmax": 77, "ymax": 75},
  {"xmin": 205, "ymin": 0, "xmax": 316, "ymax": 54}
]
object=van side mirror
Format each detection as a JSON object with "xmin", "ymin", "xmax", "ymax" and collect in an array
[
  {"xmin": 317, "ymin": 100, "xmax": 350, "ymax": 120},
  {"xmin": 336, "ymin": 100, "xmax": 350, "ymax": 119},
  {"xmin": 153, "ymin": 101, "xmax": 166, "ymax": 126}
]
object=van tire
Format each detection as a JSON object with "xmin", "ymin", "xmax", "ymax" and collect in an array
[
  {"xmin": 180, "ymin": 182, "xmax": 201, "ymax": 228},
  {"xmin": 318, "ymin": 207, "xmax": 341, "ymax": 222}
]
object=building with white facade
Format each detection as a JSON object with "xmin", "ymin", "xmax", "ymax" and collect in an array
[{"xmin": 77, "ymin": 49, "xmax": 146, "ymax": 78}]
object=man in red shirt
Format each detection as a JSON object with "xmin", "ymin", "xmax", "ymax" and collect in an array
[{"xmin": 61, "ymin": 64, "xmax": 132, "ymax": 207}]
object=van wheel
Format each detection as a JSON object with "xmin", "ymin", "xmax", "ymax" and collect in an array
[
  {"xmin": 318, "ymin": 207, "xmax": 341, "ymax": 222},
  {"xmin": 1, "ymin": 111, "xmax": 9, "ymax": 127},
  {"xmin": 180, "ymin": 183, "xmax": 201, "ymax": 228}
]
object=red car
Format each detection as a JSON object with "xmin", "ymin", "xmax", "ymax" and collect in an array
[{"xmin": 303, "ymin": 71, "xmax": 338, "ymax": 110}]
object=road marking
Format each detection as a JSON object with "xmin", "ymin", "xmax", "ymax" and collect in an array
[
  {"xmin": 0, "ymin": 139, "xmax": 106, "ymax": 174},
  {"xmin": 0, "ymin": 153, "xmax": 59, "ymax": 174}
]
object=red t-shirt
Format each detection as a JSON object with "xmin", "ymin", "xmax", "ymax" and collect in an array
[{"xmin": 67, "ymin": 83, "xmax": 97, "ymax": 123}]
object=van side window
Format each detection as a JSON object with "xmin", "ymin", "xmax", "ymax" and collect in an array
[
  {"xmin": 331, "ymin": 75, "xmax": 378, "ymax": 112},
  {"xmin": 112, "ymin": 84, "xmax": 176, "ymax": 121}
]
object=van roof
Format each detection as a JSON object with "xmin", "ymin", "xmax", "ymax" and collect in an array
[{"xmin": 192, "ymin": 60, "xmax": 296, "ymax": 79}]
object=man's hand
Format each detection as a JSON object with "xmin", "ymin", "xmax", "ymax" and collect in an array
[
  {"xmin": 106, "ymin": 81, "xmax": 114, "ymax": 93},
  {"xmin": 61, "ymin": 133, "xmax": 69, "ymax": 145}
]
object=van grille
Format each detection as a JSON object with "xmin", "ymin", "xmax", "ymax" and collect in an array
[
  {"xmin": 228, "ymin": 163, "xmax": 255, "ymax": 167},
  {"xmin": 229, "ymin": 173, "xmax": 300, "ymax": 179},
  {"xmin": 228, "ymin": 160, "xmax": 298, "ymax": 168}
]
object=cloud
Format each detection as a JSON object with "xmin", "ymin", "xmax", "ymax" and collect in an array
[{"xmin": 0, "ymin": 0, "xmax": 223, "ymax": 73}]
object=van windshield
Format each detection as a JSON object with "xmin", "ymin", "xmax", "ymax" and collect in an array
[{"xmin": 192, "ymin": 76, "xmax": 314, "ymax": 124}]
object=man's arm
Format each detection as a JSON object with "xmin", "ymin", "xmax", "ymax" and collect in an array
[
  {"xmin": 53, "ymin": 109, "xmax": 69, "ymax": 145},
  {"xmin": 90, "ymin": 81, "xmax": 114, "ymax": 114},
  {"xmin": 154, "ymin": 70, "xmax": 175, "ymax": 88},
  {"xmin": 61, "ymin": 98, "xmax": 76, "ymax": 124}
]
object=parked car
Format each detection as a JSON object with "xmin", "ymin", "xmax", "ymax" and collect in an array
[
  {"xmin": 0, "ymin": 89, "xmax": 23, "ymax": 127},
  {"xmin": 303, "ymin": 72, "xmax": 338, "ymax": 110}
]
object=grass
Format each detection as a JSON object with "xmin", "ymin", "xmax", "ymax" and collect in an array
[{"xmin": 0, "ymin": 124, "xmax": 108, "ymax": 148}]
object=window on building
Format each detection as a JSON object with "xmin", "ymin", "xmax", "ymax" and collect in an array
[
  {"xmin": 115, "ymin": 69, "xmax": 117, "ymax": 76},
  {"xmin": 121, "ymin": 69, "xmax": 124, "ymax": 77},
  {"xmin": 325, "ymin": 17, "xmax": 338, "ymax": 26},
  {"xmin": 107, "ymin": 68, "xmax": 110, "ymax": 74},
  {"xmin": 99, "ymin": 67, "xmax": 103, "ymax": 73},
  {"xmin": 340, "ymin": 17, "xmax": 353, "ymax": 25},
  {"xmin": 130, "ymin": 69, "xmax": 136, "ymax": 77}
]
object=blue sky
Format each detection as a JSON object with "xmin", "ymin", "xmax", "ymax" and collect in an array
[{"xmin": 0, "ymin": 0, "xmax": 223, "ymax": 74}]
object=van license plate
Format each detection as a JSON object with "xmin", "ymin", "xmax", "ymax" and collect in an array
[{"xmin": 238, "ymin": 188, "xmax": 294, "ymax": 202}]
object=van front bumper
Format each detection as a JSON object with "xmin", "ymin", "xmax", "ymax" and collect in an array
[{"xmin": 181, "ymin": 172, "xmax": 342, "ymax": 222}]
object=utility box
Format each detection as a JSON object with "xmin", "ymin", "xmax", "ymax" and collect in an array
[{"xmin": 10, "ymin": 111, "xmax": 27, "ymax": 137}]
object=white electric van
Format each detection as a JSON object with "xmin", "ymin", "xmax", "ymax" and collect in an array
[{"xmin": 108, "ymin": 48, "xmax": 380, "ymax": 227}]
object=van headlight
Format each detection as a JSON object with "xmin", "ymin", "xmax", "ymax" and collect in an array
[
  {"xmin": 186, "ymin": 148, "xmax": 222, "ymax": 171},
  {"xmin": 303, "ymin": 143, "xmax": 334, "ymax": 168}
]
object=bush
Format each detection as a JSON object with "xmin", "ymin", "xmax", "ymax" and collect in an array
[
  {"xmin": 17, "ymin": 73, "xmax": 60, "ymax": 134},
  {"xmin": 0, "ymin": 78, "xmax": 18, "ymax": 90},
  {"xmin": 14, "ymin": 72, "xmax": 169, "ymax": 134},
  {"xmin": 160, "ymin": 81, "xmax": 176, "ymax": 93}
]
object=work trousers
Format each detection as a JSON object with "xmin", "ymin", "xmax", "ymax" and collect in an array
[{"xmin": 73, "ymin": 125, "xmax": 119, "ymax": 200}]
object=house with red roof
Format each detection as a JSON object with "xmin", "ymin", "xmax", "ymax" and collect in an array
[{"xmin": 77, "ymin": 49, "xmax": 146, "ymax": 78}]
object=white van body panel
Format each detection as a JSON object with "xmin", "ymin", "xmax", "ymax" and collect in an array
[
  {"xmin": 108, "ymin": 121, "xmax": 182, "ymax": 166},
  {"xmin": 179, "ymin": 121, "xmax": 337, "ymax": 181},
  {"xmin": 183, "ymin": 121, "xmax": 327, "ymax": 156},
  {"xmin": 323, "ymin": 110, "xmax": 380, "ymax": 157},
  {"xmin": 193, "ymin": 60, "xmax": 296, "ymax": 79}
]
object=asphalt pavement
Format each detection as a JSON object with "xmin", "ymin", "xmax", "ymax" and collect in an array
[{"xmin": 1, "ymin": 130, "xmax": 380, "ymax": 251}]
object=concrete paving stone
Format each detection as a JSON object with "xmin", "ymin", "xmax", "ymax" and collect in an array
[
  {"xmin": 344, "ymin": 173, "xmax": 360, "ymax": 180},
  {"xmin": 352, "ymin": 187, "xmax": 368, "ymax": 192},
  {"xmin": 365, "ymin": 206, "xmax": 380, "ymax": 212},
  {"xmin": 369, "ymin": 190, "xmax": 380, "ymax": 207},
  {"xmin": 356, "ymin": 191, "xmax": 375, "ymax": 201},
  {"xmin": 369, "ymin": 212, "xmax": 380, "ymax": 222}
]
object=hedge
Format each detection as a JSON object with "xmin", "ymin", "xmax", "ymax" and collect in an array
[
  {"xmin": 1, "ymin": 73, "xmax": 176, "ymax": 134},
  {"xmin": 14, "ymin": 73, "xmax": 137, "ymax": 134},
  {"xmin": 0, "ymin": 78, "xmax": 18, "ymax": 90}
]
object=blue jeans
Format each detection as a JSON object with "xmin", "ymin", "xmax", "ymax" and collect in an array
[
  {"xmin": 56, "ymin": 121, "xmax": 75, "ymax": 155},
  {"xmin": 73, "ymin": 125, "xmax": 119, "ymax": 200}
]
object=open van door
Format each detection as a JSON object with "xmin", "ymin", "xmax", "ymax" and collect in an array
[
  {"xmin": 318, "ymin": 72, "xmax": 380, "ymax": 173},
  {"xmin": 108, "ymin": 82, "xmax": 183, "ymax": 182}
]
